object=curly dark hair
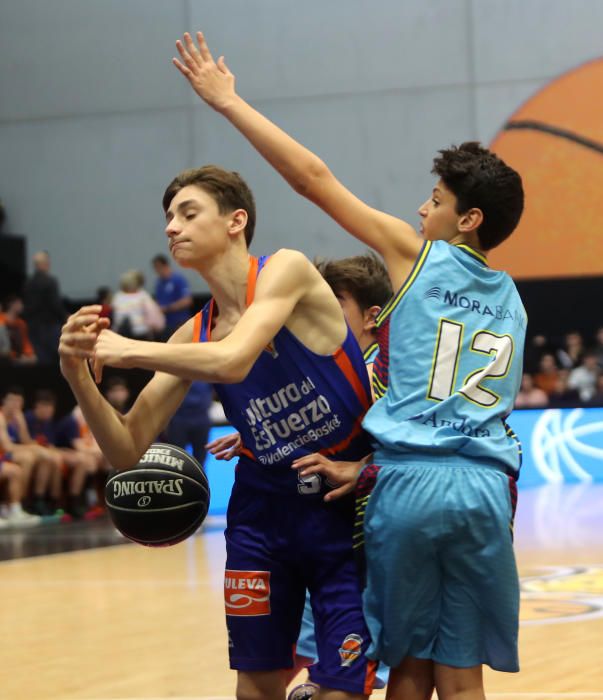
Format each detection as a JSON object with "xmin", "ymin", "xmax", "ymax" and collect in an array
[{"xmin": 432, "ymin": 142, "xmax": 524, "ymax": 250}]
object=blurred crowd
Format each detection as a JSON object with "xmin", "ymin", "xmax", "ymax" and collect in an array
[
  {"xmin": 1, "ymin": 248, "xmax": 602, "ymax": 528},
  {"xmin": 0, "ymin": 251, "xmax": 219, "ymax": 528},
  {"xmin": 517, "ymin": 329, "xmax": 603, "ymax": 408}
]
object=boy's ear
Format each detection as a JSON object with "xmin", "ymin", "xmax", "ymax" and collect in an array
[
  {"xmin": 228, "ymin": 208, "xmax": 248, "ymax": 236},
  {"xmin": 364, "ymin": 305, "xmax": 381, "ymax": 332},
  {"xmin": 458, "ymin": 207, "xmax": 483, "ymax": 234}
]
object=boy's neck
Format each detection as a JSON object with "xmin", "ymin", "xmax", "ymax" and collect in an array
[{"xmin": 197, "ymin": 248, "xmax": 251, "ymax": 315}]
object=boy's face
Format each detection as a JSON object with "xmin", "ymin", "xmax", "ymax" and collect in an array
[
  {"xmin": 34, "ymin": 401, "xmax": 55, "ymax": 421},
  {"xmin": 335, "ymin": 290, "xmax": 376, "ymax": 347},
  {"xmin": 2, "ymin": 392, "xmax": 24, "ymax": 414},
  {"xmin": 164, "ymin": 185, "xmax": 243, "ymax": 267},
  {"xmin": 417, "ymin": 180, "xmax": 462, "ymax": 243},
  {"xmin": 106, "ymin": 385, "xmax": 129, "ymax": 410}
]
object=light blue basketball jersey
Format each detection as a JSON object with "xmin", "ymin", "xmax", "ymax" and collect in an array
[{"xmin": 364, "ymin": 240, "xmax": 526, "ymax": 476}]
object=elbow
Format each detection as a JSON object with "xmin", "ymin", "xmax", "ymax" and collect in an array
[
  {"xmin": 215, "ymin": 353, "xmax": 252, "ymax": 384},
  {"xmin": 292, "ymin": 158, "xmax": 331, "ymax": 198}
]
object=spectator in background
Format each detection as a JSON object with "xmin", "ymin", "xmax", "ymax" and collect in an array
[
  {"xmin": 548, "ymin": 369, "xmax": 581, "ymax": 408},
  {"xmin": 586, "ymin": 374, "xmax": 603, "ymax": 407},
  {"xmin": 593, "ymin": 326, "xmax": 603, "ymax": 372},
  {"xmin": 0, "ymin": 324, "xmax": 9, "ymax": 363},
  {"xmin": 166, "ymin": 380, "xmax": 213, "ymax": 467},
  {"xmin": 515, "ymin": 373, "xmax": 549, "ymax": 409},
  {"xmin": 103, "ymin": 375, "xmax": 132, "ymax": 413},
  {"xmin": 557, "ymin": 331, "xmax": 585, "ymax": 370},
  {"xmin": 0, "ymin": 294, "xmax": 37, "ymax": 364},
  {"xmin": 23, "ymin": 251, "xmax": 66, "ymax": 364},
  {"xmin": 112, "ymin": 269, "xmax": 165, "ymax": 340},
  {"xmin": 533, "ymin": 353, "xmax": 560, "ymax": 396},
  {"xmin": 25, "ymin": 390, "xmax": 91, "ymax": 519},
  {"xmin": 95, "ymin": 286, "xmax": 113, "ymax": 321},
  {"xmin": 523, "ymin": 333, "xmax": 554, "ymax": 375},
  {"xmin": 152, "ymin": 253, "xmax": 193, "ymax": 339},
  {"xmin": 0, "ymin": 453, "xmax": 39, "ymax": 527},
  {"xmin": 567, "ymin": 352, "xmax": 599, "ymax": 403},
  {"xmin": 1, "ymin": 387, "xmax": 59, "ymax": 517}
]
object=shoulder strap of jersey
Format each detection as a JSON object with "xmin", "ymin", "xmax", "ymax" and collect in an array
[{"xmin": 191, "ymin": 255, "xmax": 273, "ymax": 342}]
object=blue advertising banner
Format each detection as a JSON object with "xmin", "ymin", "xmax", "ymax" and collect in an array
[
  {"xmin": 508, "ymin": 407, "xmax": 603, "ymax": 488},
  {"xmin": 202, "ymin": 407, "xmax": 603, "ymax": 513}
]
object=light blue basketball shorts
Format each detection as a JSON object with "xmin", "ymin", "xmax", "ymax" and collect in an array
[
  {"xmin": 297, "ymin": 593, "xmax": 390, "ymax": 688},
  {"xmin": 363, "ymin": 460, "xmax": 520, "ymax": 672}
]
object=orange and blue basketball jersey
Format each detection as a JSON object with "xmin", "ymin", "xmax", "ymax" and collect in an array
[
  {"xmin": 193, "ymin": 254, "xmax": 373, "ymax": 496},
  {"xmin": 192, "ymin": 255, "xmax": 377, "ymax": 693}
]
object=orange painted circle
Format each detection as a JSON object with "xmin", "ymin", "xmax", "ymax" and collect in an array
[{"xmin": 488, "ymin": 57, "xmax": 603, "ymax": 279}]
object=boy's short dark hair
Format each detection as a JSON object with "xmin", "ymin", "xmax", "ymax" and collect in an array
[
  {"xmin": 315, "ymin": 252, "xmax": 392, "ymax": 310},
  {"xmin": 432, "ymin": 141, "xmax": 524, "ymax": 251},
  {"xmin": 34, "ymin": 389, "xmax": 56, "ymax": 406},
  {"xmin": 152, "ymin": 254, "xmax": 169, "ymax": 266},
  {"xmin": 162, "ymin": 165, "xmax": 256, "ymax": 247}
]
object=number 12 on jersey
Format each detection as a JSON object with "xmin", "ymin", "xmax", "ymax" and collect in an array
[{"xmin": 427, "ymin": 318, "xmax": 514, "ymax": 408}]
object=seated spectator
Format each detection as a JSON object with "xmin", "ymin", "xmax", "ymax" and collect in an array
[
  {"xmin": 567, "ymin": 352, "xmax": 600, "ymax": 402},
  {"xmin": 103, "ymin": 375, "xmax": 131, "ymax": 413},
  {"xmin": 548, "ymin": 370, "xmax": 581, "ymax": 408},
  {"xmin": 515, "ymin": 373, "xmax": 549, "ymax": 409},
  {"xmin": 586, "ymin": 374, "xmax": 603, "ymax": 407},
  {"xmin": 0, "ymin": 295, "xmax": 37, "ymax": 364},
  {"xmin": 533, "ymin": 353, "xmax": 560, "ymax": 396},
  {"xmin": 523, "ymin": 334, "xmax": 554, "ymax": 375},
  {"xmin": 0, "ymin": 453, "xmax": 40, "ymax": 527},
  {"xmin": 25, "ymin": 390, "xmax": 92, "ymax": 519},
  {"xmin": 0, "ymin": 324, "xmax": 10, "ymax": 363},
  {"xmin": 593, "ymin": 326, "xmax": 603, "ymax": 372},
  {"xmin": 112, "ymin": 270, "xmax": 165, "ymax": 340},
  {"xmin": 1, "ymin": 387, "xmax": 59, "ymax": 517},
  {"xmin": 557, "ymin": 331, "xmax": 585, "ymax": 370},
  {"xmin": 152, "ymin": 253, "xmax": 193, "ymax": 339},
  {"xmin": 95, "ymin": 286, "xmax": 113, "ymax": 320}
]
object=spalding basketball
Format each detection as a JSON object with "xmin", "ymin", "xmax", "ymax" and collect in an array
[{"xmin": 105, "ymin": 443, "xmax": 210, "ymax": 547}]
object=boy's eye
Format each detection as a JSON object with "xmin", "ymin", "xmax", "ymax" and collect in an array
[{"xmin": 432, "ymin": 199, "xmax": 439, "ymax": 206}]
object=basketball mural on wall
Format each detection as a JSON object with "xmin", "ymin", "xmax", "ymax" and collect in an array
[{"xmin": 489, "ymin": 57, "xmax": 603, "ymax": 279}]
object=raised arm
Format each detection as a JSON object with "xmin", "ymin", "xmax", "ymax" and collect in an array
[{"xmin": 173, "ymin": 32, "xmax": 423, "ymax": 290}]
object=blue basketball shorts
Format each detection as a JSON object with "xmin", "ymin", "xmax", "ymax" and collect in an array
[
  {"xmin": 363, "ymin": 460, "xmax": 520, "ymax": 673},
  {"xmin": 224, "ymin": 480, "xmax": 377, "ymax": 694}
]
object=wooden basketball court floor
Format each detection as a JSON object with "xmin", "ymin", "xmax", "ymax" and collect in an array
[{"xmin": 1, "ymin": 483, "xmax": 602, "ymax": 699}]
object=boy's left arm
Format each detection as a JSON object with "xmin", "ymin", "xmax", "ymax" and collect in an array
[{"xmin": 93, "ymin": 250, "xmax": 315, "ymax": 383}]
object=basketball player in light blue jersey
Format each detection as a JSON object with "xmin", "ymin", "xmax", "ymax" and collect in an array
[{"xmin": 173, "ymin": 31, "xmax": 526, "ymax": 700}]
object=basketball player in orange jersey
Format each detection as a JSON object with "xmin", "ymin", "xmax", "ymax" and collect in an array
[
  {"xmin": 205, "ymin": 253, "xmax": 392, "ymax": 700},
  {"xmin": 171, "ymin": 30, "xmax": 525, "ymax": 700},
  {"xmin": 59, "ymin": 167, "xmax": 378, "ymax": 700}
]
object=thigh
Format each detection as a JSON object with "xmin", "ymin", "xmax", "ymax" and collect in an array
[
  {"xmin": 304, "ymin": 499, "xmax": 376, "ymax": 696},
  {"xmin": 225, "ymin": 484, "xmax": 306, "ymax": 672},
  {"xmin": 436, "ymin": 468, "xmax": 519, "ymax": 672}
]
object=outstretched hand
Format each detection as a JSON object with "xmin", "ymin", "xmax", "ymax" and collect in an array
[
  {"xmin": 173, "ymin": 31, "xmax": 236, "ymax": 112},
  {"xmin": 292, "ymin": 453, "xmax": 365, "ymax": 502},
  {"xmin": 206, "ymin": 432, "xmax": 242, "ymax": 461}
]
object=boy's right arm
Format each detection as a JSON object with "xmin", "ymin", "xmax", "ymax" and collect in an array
[
  {"xmin": 59, "ymin": 306, "xmax": 191, "ymax": 470},
  {"xmin": 173, "ymin": 32, "xmax": 423, "ymax": 291}
]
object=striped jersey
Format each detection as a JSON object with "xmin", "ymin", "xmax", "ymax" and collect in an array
[
  {"xmin": 193, "ymin": 255, "xmax": 373, "ymax": 495},
  {"xmin": 364, "ymin": 240, "xmax": 526, "ymax": 476}
]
